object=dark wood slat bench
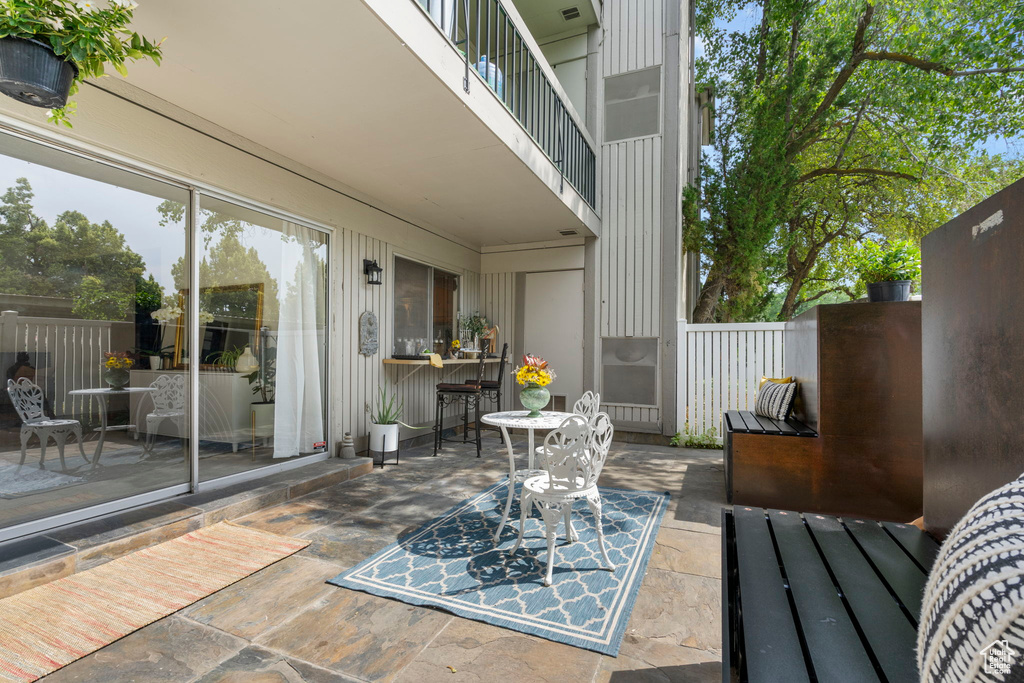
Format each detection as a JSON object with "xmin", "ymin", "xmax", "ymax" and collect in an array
[
  {"xmin": 723, "ymin": 411, "xmax": 818, "ymax": 506},
  {"xmin": 723, "ymin": 506, "xmax": 940, "ymax": 683}
]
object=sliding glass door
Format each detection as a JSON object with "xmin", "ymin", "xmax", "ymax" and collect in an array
[
  {"xmin": 0, "ymin": 134, "xmax": 191, "ymax": 531},
  {"xmin": 193, "ymin": 196, "xmax": 329, "ymax": 481},
  {"xmin": 0, "ymin": 131, "xmax": 331, "ymax": 539}
]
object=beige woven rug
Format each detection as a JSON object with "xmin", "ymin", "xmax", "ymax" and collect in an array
[{"xmin": 0, "ymin": 522, "xmax": 309, "ymax": 682}]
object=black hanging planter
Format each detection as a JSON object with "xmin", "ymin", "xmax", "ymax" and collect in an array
[
  {"xmin": 0, "ymin": 37, "xmax": 77, "ymax": 109},
  {"xmin": 866, "ymin": 280, "xmax": 912, "ymax": 302}
]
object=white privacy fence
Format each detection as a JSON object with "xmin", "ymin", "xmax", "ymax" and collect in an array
[
  {"xmin": 677, "ymin": 320, "xmax": 786, "ymax": 443},
  {"xmin": 0, "ymin": 310, "xmax": 115, "ymax": 423}
]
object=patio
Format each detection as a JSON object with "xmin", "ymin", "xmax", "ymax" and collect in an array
[{"xmin": 35, "ymin": 437, "xmax": 724, "ymax": 682}]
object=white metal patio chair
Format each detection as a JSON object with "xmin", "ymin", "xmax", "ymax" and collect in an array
[
  {"xmin": 144, "ymin": 374, "xmax": 186, "ymax": 452},
  {"xmin": 7, "ymin": 378, "xmax": 87, "ymax": 472},
  {"xmin": 573, "ymin": 390, "xmax": 601, "ymax": 422},
  {"xmin": 511, "ymin": 412, "xmax": 616, "ymax": 586}
]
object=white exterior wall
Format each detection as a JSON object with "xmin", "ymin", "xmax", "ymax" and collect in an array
[{"xmin": 0, "ymin": 84, "xmax": 487, "ymax": 453}]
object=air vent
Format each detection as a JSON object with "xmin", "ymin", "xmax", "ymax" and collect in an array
[
  {"xmin": 558, "ymin": 229, "xmax": 579, "ymax": 236},
  {"xmin": 560, "ymin": 6, "xmax": 582, "ymax": 21}
]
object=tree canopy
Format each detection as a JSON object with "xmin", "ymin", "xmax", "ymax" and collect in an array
[
  {"xmin": 687, "ymin": 0, "xmax": 1024, "ymax": 322},
  {"xmin": 0, "ymin": 177, "xmax": 157, "ymax": 320}
]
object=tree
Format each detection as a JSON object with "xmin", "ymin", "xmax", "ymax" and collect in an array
[
  {"xmin": 0, "ymin": 178, "xmax": 151, "ymax": 320},
  {"xmin": 687, "ymin": 0, "xmax": 1024, "ymax": 322}
]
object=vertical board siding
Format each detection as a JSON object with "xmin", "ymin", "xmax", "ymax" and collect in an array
[
  {"xmin": 597, "ymin": 0, "xmax": 667, "ymax": 427},
  {"xmin": 481, "ymin": 272, "xmax": 517, "ymax": 410},
  {"xmin": 333, "ymin": 229, "xmax": 485, "ymax": 447},
  {"xmin": 680, "ymin": 322, "xmax": 786, "ymax": 443},
  {"xmin": 603, "ymin": 0, "xmax": 663, "ymax": 77}
]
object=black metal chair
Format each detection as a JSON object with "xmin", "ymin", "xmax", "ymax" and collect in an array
[
  {"xmin": 433, "ymin": 353, "xmax": 487, "ymax": 458},
  {"xmin": 469, "ymin": 342, "xmax": 510, "ymax": 413}
]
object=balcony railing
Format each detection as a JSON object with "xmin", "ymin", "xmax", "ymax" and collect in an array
[{"xmin": 416, "ymin": 0, "xmax": 597, "ymax": 209}]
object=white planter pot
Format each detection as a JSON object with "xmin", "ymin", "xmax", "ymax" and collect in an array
[
  {"xmin": 148, "ymin": 356, "xmax": 162, "ymax": 370},
  {"xmin": 251, "ymin": 402, "xmax": 275, "ymax": 433},
  {"xmin": 369, "ymin": 422, "xmax": 399, "ymax": 452}
]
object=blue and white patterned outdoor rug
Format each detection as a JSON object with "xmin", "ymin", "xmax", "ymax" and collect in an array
[{"xmin": 328, "ymin": 481, "xmax": 669, "ymax": 656}]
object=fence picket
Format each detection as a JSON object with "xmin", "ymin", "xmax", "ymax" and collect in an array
[{"xmin": 679, "ymin": 321, "xmax": 786, "ymax": 444}]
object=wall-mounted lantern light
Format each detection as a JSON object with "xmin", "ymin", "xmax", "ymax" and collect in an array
[{"xmin": 363, "ymin": 259, "xmax": 383, "ymax": 286}]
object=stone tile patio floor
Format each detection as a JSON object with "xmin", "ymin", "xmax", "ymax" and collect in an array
[{"xmin": 41, "ymin": 438, "xmax": 726, "ymax": 683}]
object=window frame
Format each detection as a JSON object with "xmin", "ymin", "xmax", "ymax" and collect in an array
[{"xmin": 390, "ymin": 254, "xmax": 461, "ymax": 356}]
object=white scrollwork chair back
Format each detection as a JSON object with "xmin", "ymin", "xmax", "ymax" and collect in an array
[
  {"xmin": 572, "ymin": 390, "xmax": 601, "ymax": 423},
  {"xmin": 150, "ymin": 374, "xmax": 186, "ymax": 413},
  {"xmin": 537, "ymin": 414, "xmax": 593, "ymax": 494},
  {"xmin": 8, "ymin": 377, "xmax": 45, "ymax": 423}
]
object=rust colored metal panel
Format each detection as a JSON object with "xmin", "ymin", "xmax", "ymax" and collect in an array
[
  {"xmin": 730, "ymin": 300, "xmax": 924, "ymax": 520},
  {"xmin": 922, "ymin": 177, "xmax": 1024, "ymax": 538}
]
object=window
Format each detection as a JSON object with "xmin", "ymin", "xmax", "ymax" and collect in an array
[
  {"xmin": 604, "ymin": 67, "xmax": 662, "ymax": 142},
  {"xmin": 601, "ymin": 337, "xmax": 659, "ymax": 405},
  {"xmin": 392, "ymin": 257, "xmax": 458, "ymax": 355}
]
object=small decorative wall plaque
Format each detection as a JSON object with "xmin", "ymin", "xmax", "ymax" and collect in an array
[{"xmin": 359, "ymin": 311, "xmax": 379, "ymax": 356}]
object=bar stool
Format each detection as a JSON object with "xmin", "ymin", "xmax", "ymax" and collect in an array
[
  {"xmin": 469, "ymin": 342, "xmax": 510, "ymax": 413},
  {"xmin": 433, "ymin": 354, "xmax": 487, "ymax": 458}
]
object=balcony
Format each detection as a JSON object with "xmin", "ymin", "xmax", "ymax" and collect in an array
[{"xmin": 89, "ymin": 0, "xmax": 599, "ymax": 248}]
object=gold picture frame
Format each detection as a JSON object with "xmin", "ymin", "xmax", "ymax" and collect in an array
[{"xmin": 173, "ymin": 283, "xmax": 265, "ymax": 368}]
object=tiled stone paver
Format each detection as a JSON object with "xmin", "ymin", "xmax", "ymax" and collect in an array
[{"xmin": 40, "ymin": 440, "xmax": 726, "ymax": 682}]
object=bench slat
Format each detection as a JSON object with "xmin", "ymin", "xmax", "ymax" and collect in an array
[
  {"xmin": 768, "ymin": 510, "xmax": 880, "ymax": 683},
  {"xmin": 749, "ymin": 412, "xmax": 785, "ymax": 435},
  {"xmin": 772, "ymin": 419, "xmax": 799, "ymax": 436},
  {"xmin": 725, "ymin": 410, "xmax": 745, "ymax": 433},
  {"xmin": 785, "ymin": 417, "xmax": 817, "ymax": 436},
  {"xmin": 882, "ymin": 521, "xmax": 940, "ymax": 573},
  {"xmin": 804, "ymin": 514, "xmax": 919, "ymax": 683},
  {"xmin": 735, "ymin": 410, "xmax": 765, "ymax": 433},
  {"xmin": 733, "ymin": 507, "xmax": 812, "ymax": 683},
  {"xmin": 845, "ymin": 518, "xmax": 927, "ymax": 624}
]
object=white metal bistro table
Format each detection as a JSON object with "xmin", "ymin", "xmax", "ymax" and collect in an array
[
  {"xmin": 481, "ymin": 410, "xmax": 575, "ymax": 542},
  {"xmin": 68, "ymin": 387, "xmax": 154, "ymax": 467}
]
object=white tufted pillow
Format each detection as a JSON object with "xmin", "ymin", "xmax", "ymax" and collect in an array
[{"xmin": 918, "ymin": 476, "xmax": 1024, "ymax": 682}]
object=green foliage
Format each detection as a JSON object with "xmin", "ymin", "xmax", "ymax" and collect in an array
[
  {"xmin": 371, "ymin": 385, "xmax": 404, "ymax": 426},
  {"xmin": 0, "ymin": 0, "xmax": 164, "ymax": 127},
  {"xmin": 0, "ymin": 177, "xmax": 149, "ymax": 321},
  {"xmin": 458, "ymin": 312, "xmax": 489, "ymax": 340},
  {"xmin": 852, "ymin": 239, "xmax": 921, "ymax": 284},
  {"xmin": 671, "ymin": 424, "xmax": 722, "ymax": 449},
  {"xmin": 210, "ymin": 345, "xmax": 245, "ymax": 368},
  {"xmin": 689, "ymin": 0, "xmax": 1024, "ymax": 322}
]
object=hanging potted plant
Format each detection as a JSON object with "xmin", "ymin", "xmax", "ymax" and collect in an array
[
  {"xmin": 0, "ymin": 0, "xmax": 163, "ymax": 126},
  {"xmin": 853, "ymin": 240, "xmax": 921, "ymax": 303}
]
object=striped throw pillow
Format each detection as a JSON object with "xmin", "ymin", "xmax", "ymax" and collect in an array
[
  {"xmin": 754, "ymin": 380, "xmax": 796, "ymax": 420},
  {"xmin": 918, "ymin": 476, "xmax": 1024, "ymax": 682}
]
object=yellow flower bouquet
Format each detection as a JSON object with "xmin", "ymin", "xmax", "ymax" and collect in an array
[
  {"xmin": 514, "ymin": 354, "xmax": 556, "ymax": 417},
  {"xmin": 102, "ymin": 351, "xmax": 134, "ymax": 390}
]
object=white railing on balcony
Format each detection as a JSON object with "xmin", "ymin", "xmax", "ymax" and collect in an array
[
  {"xmin": 0, "ymin": 310, "xmax": 115, "ymax": 423},
  {"xmin": 677, "ymin": 320, "xmax": 787, "ymax": 443}
]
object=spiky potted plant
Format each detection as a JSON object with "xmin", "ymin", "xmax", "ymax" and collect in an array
[
  {"xmin": 369, "ymin": 385, "xmax": 426, "ymax": 454},
  {"xmin": 0, "ymin": 0, "xmax": 163, "ymax": 126}
]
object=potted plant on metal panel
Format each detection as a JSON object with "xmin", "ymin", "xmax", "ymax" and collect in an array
[
  {"xmin": 853, "ymin": 240, "xmax": 921, "ymax": 303},
  {"xmin": 0, "ymin": 0, "xmax": 163, "ymax": 127},
  {"xmin": 369, "ymin": 386, "xmax": 425, "ymax": 453},
  {"xmin": 457, "ymin": 312, "xmax": 489, "ymax": 356}
]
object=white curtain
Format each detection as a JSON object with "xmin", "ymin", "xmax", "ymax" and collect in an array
[{"xmin": 273, "ymin": 222, "xmax": 325, "ymax": 458}]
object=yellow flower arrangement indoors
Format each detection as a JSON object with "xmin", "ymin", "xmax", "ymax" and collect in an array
[{"xmin": 514, "ymin": 354, "xmax": 556, "ymax": 417}]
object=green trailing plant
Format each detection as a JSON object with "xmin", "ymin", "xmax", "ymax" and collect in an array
[
  {"xmin": 853, "ymin": 240, "xmax": 921, "ymax": 284},
  {"xmin": 210, "ymin": 346, "xmax": 244, "ymax": 369},
  {"xmin": 0, "ymin": 0, "xmax": 164, "ymax": 127}
]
